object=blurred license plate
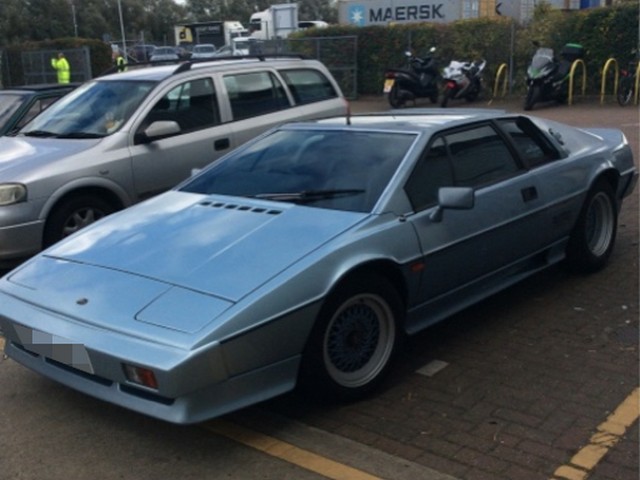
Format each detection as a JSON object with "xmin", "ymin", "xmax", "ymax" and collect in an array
[
  {"xmin": 13, "ymin": 324, "xmax": 94, "ymax": 374},
  {"xmin": 383, "ymin": 78, "xmax": 395, "ymax": 93}
]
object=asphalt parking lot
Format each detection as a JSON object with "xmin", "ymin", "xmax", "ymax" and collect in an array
[{"xmin": 0, "ymin": 95, "xmax": 638, "ymax": 480}]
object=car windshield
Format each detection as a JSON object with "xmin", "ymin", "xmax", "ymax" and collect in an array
[
  {"xmin": 20, "ymin": 80, "xmax": 156, "ymax": 138},
  {"xmin": 0, "ymin": 93, "xmax": 24, "ymax": 130},
  {"xmin": 182, "ymin": 129, "xmax": 417, "ymax": 213}
]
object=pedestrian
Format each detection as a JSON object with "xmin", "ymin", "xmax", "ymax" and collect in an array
[
  {"xmin": 114, "ymin": 51, "xmax": 127, "ymax": 72},
  {"xmin": 51, "ymin": 52, "xmax": 70, "ymax": 84}
]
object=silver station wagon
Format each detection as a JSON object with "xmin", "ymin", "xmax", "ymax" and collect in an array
[{"xmin": 0, "ymin": 56, "xmax": 348, "ymax": 266}]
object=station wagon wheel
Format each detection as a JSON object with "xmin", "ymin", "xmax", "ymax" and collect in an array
[
  {"xmin": 300, "ymin": 273, "xmax": 403, "ymax": 401},
  {"xmin": 565, "ymin": 180, "xmax": 617, "ymax": 273},
  {"xmin": 44, "ymin": 195, "xmax": 116, "ymax": 247}
]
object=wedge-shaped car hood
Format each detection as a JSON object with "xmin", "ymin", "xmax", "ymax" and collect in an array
[{"xmin": 44, "ymin": 191, "xmax": 367, "ymax": 303}]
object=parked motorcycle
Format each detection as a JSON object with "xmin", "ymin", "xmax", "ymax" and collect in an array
[
  {"xmin": 383, "ymin": 47, "xmax": 440, "ymax": 108},
  {"xmin": 523, "ymin": 42, "xmax": 584, "ymax": 111},
  {"xmin": 440, "ymin": 59, "xmax": 486, "ymax": 107}
]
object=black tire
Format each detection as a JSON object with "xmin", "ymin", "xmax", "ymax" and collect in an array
[
  {"xmin": 523, "ymin": 85, "xmax": 540, "ymax": 111},
  {"xmin": 465, "ymin": 85, "xmax": 481, "ymax": 102},
  {"xmin": 565, "ymin": 180, "xmax": 618, "ymax": 274},
  {"xmin": 388, "ymin": 83, "xmax": 404, "ymax": 108},
  {"xmin": 440, "ymin": 87, "xmax": 453, "ymax": 108},
  {"xmin": 617, "ymin": 77, "xmax": 633, "ymax": 106},
  {"xmin": 44, "ymin": 195, "xmax": 116, "ymax": 247},
  {"xmin": 299, "ymin": 273, "xmax": 403, "ymax": 402}
]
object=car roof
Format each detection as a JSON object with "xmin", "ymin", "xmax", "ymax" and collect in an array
[
  {"xmin": 98, "ymin": 55, "xmax": 324, "ymax": 81},
  {"xmin": 310, "ymin": 109, "xmax": 510, "ymax": 132}
]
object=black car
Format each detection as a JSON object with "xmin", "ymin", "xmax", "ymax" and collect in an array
[{"xmin": 0, "ymin": 83, "xmax": 77, "ymax": 135}]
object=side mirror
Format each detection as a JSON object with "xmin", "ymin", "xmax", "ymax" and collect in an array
[
  {"xmin": 143, "ymin": 120, "xmax": 181, "ymax": 141},
  {"xmin": 429, "ymin": 187, "xmax": 474, "ymax": 222}
]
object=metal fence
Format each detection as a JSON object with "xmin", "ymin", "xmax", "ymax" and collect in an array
[{"xmin": 2, "ymin": 47, "xmax": 92, "ymax": 87}]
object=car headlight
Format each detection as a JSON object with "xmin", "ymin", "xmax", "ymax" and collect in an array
[{"xmin": 0, "ymin": 184, "xmax": 27, "ymax": 206}]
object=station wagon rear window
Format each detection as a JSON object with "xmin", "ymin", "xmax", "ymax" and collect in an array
[{"xmin": 279, "ymin": 69, "xmax": 339, "ymax": 105}]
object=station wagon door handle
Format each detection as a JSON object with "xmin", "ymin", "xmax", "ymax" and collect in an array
[
  {"xmin": 214, "ymin": 138, "xmax": 230, "ymax": 151},
  {"xmin": 521, "ymin": 186, "xmax": 538, "ymax": 202}
]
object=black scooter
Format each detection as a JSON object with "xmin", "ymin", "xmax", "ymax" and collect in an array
[
  {"xmin": 524, "ymin": 42, "xmax": 583, "ymax": 111},
  {"xmin": 383, "ymin": 47, "xmax": 439, "ymax": 108}
]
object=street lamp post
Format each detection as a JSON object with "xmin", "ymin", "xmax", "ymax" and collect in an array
[
  {"xmin": 117, "ymin": 0, "xmax": 127, "ymax": 54},
  {"xmin": 70, "ymin": 1, "xmax": 78, "ymax": 37}
]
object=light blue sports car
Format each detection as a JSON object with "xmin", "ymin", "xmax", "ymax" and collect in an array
[{"xmin": 0, "ymin": 110, "xmax": 636, "ymax": 424}]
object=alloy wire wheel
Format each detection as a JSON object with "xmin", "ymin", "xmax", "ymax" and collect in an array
[
  {"xmin": 565, "ymin": 180, "xmax": 617, "ymax": 273},
  {"xmin": 301, "ymin": 274, "xmax": 402, "ymax": 401},
  {"xmin": 323, "ymin": 292, "xmax": 395, "ymax": 389}
]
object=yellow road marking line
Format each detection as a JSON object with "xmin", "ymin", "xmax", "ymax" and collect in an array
[
  {"xmin": 204, "ymin": 419, "xmax": 384, "ymax": 480},
  {"xmin": 551, "ymin": 387, "xmax": 639, "ymax": 480}
]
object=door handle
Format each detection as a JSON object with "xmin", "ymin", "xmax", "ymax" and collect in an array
[
  {"xmin": 521, "ymin": 186, "xmax": 538, "ymax": 202},
  {"xmin": 214, "ymin": 138, "xmax": 230, "ymax": 151}
]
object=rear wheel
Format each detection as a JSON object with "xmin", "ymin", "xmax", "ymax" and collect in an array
[
  {"xmin": 388, "ymin": 83, "xmax": 404, "ymax": 108},
  {"xmin": 299, "ymin": 273, "xmax": 403, "ymax": 401},
  {"xmin": 44, "ymin": 195, "xmax": 116, "ymax": 247},
  {"xmin": 565, "ymin": 180, "xmax": 618, "ymax": 273},
  {"xmin": 617, "ymin": 76, "xmax": 633, "ymax": 106},
  {"xmin": 440, "ymin": 87, "xmax": 453, "ymax": 107}
]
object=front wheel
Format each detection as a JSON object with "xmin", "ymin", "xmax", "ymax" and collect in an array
[
  {"xmin": 617, "ymin": 77, "xmax": 633, "ymax": 106},
  {"xmin": 524, "ymin": 84, "xmax": 541, "ymax": 111},
  {"xmin": 299, "ymin": 273, "xmax": 403, "ymax": 401},
  {"xmin": 565, "ymin": 180, "xmax": 618, "ymax": 273},
  {"xmin": 44, "ymin": 195, "xmax": 116, "ymax": 247}
]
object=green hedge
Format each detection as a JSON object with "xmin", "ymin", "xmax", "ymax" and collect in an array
[
  {"xmin": 295, "ymin": 2, "xmax": 638, "ymax": 96},
  {"xmin": 3, "ymin": 3, "xmax": 636, "ymax": 96}
]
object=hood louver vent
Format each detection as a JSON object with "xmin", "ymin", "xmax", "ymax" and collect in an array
[{"xmin": 198, "ymin": 200, "xmax": 282, "ymax": 216}]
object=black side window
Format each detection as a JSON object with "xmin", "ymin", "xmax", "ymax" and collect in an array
[
  {"xmin": 498, "ymin": 117, "xmax": 562, "ymax": 168},
  {"xmin": 446, "ymin": 125, "xmax": 520, "ymax": 187},
  {"xmin": 279, "ymin": 69, "xmax": 338, "ymax": 105},
  {"xmin": 405, "ymin": 137, "xmax": 454, "ymax": 211},
  {"xmin": 224, "ymin": 72, "xmax": 289, "ymax": 120},
  {"xmin": 143, "ymin": 77, "xmax": 219, "ymax": 133}
]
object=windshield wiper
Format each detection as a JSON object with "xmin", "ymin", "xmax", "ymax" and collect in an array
[
  {"xmin": 252, "ymin": 189, "xmax": 365, "ymax": 203},
  {"xmin": 56, "ymin": 132, "xmax": 104, "ymax": 139},
  {"xmin": 22, "ymin": 130, "xmax": 57, "ymax": 137}
]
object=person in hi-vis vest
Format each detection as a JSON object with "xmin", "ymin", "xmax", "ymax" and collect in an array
[{"xmin": 51, "ymin": 52, "xmax": 70, "ymax": 84}]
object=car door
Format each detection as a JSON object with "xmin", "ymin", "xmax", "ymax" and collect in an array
[
  {"xmin": 128, "ymin": 76, "xmax": 234, "ymax": 200},
  {"xmin": 405, "ymin": 122, "xmax": 548, "ymax": 312},
  {"xmin": 220, "ymin": 69, "xmax": 298, "ymax": 147}
]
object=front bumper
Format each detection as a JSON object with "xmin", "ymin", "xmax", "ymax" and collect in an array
[
  {"xmin": 0, "ymin": 219, "xmax": 44, "ymax": 265},
  {"xmin": 0, "ymin": 289, "xmax": 305, "ymax": 424}
]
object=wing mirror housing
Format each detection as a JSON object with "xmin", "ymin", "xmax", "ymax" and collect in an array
[
  {"xmin": 142, "ymin": 120, "xmax": 181, "ymax": 142},
  {"xmin": 429, "ymin": 187, "xmax": 474, "ymax": 222}
]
